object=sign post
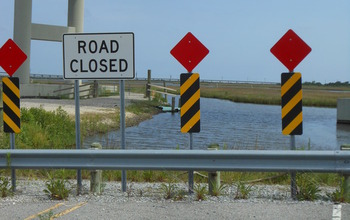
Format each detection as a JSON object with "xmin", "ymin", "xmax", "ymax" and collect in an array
[
  {"xmin": 270, "ymin": 29, "xmax": 311, "ymax": 199},
  {"xmin": 0, "ymin": 39, "xmax": 27, "ymax": 191},
  {"xmin": 171, "ymin": 32, "xmax": 209, "ymax": 193},
  {"xmin": 63, "ymin": 32, "xmax": 135, "ymax": 193}
]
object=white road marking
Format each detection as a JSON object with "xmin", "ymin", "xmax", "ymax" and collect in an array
[{"xmin": 332, "ymin": 204, "xmax": 342, "ymax": 220}]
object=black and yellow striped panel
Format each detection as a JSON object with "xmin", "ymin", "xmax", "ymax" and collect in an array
[
  {"xmin": 2, "ymin": 77, "xmax": 20, "ymax": 133},
  {"xmin": 281, "ymin": 72, "xmax": 302, "ymax": 135},
  {"xmin": 180, "ymin": 73, "xmax": 200, "ymax": 133}
]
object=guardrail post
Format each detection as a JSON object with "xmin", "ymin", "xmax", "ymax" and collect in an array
[
  {"xmin": 163, "ymin": 80, "xmax": 167, "ymax": 101},
  {"xmin": 208, "ymin": 144, "xmax": 220, "ymax": 195},
  {"xmin": 171, "ymin": 97, "xmax": 175, "ymax": 113},
  {"xmin": 90, "ymin": 142, "xmax": 102, "ymax": 195},
  {"xmin": 93, "ymin": 80, "xmax": 99, "ymax": 98},
  {"xmin": 341, "ymin": 144, "xmax": 350, "ymax": 201}
]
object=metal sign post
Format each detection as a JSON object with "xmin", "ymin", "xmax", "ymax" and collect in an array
[
  {"xmin": 10, "ymin": 133, "xmax": 15, "ymax": 190},
  {"xmin": 290, "ymin": 135, "xmax": 297, "ymax": 199},
  {"xmin": 188, "ymin": 133, "xmax": 194, "ymax": 193},
  {"xmin": 120, "ymin": 80, "xmax": 127, "ymax": 192},
  {"xmin": 74, "ymin": 80, "xmax": 82, "ymax": 194}
]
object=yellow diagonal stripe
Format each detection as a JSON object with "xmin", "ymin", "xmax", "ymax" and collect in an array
[
  {"xmin": 181, "ymin": 110, "xmax": 200, "ymax": 133},
  {"xmin": 181, "ymin": 89, "xmax": 200, "ymax": 117},
  {"xmin": 2, "ymin": 77, "xmax": 20, "ymax": 98},
  {"xmin": 282, "ymin": 112, "xmax": 302, "ymax": 135},
  {"xmin": 51, "ymin": 201, "xmax": 87, "ymax": 219},
  {"xmin": 180, "ymin": 73, "xmax": 199, "ymax": 95},
  {"xmin": 281, "ymin": 72, "xmax": 301, "ymax": 97},
  {"xmin": 24, "ymin": 203, "xmax": 64, "ymax": 220},
  {"xmin": 3, "ymin": 112, "xmax": 20, "ymax": 133},
  {"xmin": 3, "ymin": 93, "xmax": 20, "ymax": 117},
  {"xmin": 281, "ymin": 90, "xmax": 302, "ymax": 118}
]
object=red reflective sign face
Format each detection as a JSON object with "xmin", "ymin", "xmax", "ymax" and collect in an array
[
  {"xmin": 0, "ymin": 39, "xmax": 27, "ymax": 77},
  {"xmin": 270, "ymin": 29, "xmax": 311, "ymax": 72},
  {"xmin": 170, "ymin": 32, "xmax": 209, "ymax": 73}
]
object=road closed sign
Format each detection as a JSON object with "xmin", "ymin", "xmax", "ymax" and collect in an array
[{"xmin": 63, "ymin": 32, "xmax": 134, "ymax": 79}]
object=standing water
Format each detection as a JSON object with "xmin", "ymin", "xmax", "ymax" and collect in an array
[{"xmin": 84, "ymin": 98, "xmax": 349, "ymax": 150}]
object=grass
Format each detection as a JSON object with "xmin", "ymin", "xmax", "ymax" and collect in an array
[
  {"xmin": 43, "ymin": 170, "xmax": 71, "ymax": 200},
  {"xmin": 200, "ymin": 83, "xmax": 350, "ymax": 108}
]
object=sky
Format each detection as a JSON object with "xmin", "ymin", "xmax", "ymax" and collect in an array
[{"xmin": 1, "ymin": 0, "xmax": 350, "ymax": 83}]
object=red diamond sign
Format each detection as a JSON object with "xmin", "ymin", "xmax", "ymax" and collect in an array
[
  {"xmin": 270, "ymin": 29, "xmax": 311, "ymax": 72},
  {"xmin": 0, "ymin": 39, "xmax": 27, "ymax": 77},
  {"xmin": 170, "ymin": 32, "xmax": 209, "ymax": 73}
]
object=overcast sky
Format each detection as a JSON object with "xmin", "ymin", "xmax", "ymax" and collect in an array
[{"xmin": 1, "ymin": 0, "xmax": 350, "ymax": 83}]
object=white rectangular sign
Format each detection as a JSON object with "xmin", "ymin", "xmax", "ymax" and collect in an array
[{"xmin": 63, "ymin": 32, "xmax": 134, "ymax": 79}]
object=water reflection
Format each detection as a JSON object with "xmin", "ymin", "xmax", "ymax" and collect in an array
[{"xmin": 84, "ymin": 98, "xmax": 349, "ymax": 151}]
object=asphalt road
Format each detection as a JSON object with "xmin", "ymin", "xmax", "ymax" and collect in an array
[{"xmin": 1, "ymin": 199, "xmax": 348, "ymax": 220}]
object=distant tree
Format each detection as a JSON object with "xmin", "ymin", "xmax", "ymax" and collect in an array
[
  {"xmin": 325, "ymin": 81, "xmax": 350, "ymax": 87},
  {"xmin": 303, "ymin": 81, "xmax": 322, "ymax": 86}
]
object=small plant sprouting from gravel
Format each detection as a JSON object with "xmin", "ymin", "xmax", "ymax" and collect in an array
[
  {"xmin": 43, "ymin": 172, "xmax": 71, "ymax": 200},
  {"xmin": 0, "ymin": 175, "xmax": 13, "ymax": 198},
  {"xmin": 234, "ymin": 181, "xmax": 253, "ymax": 200},
  {"xmin": 160, "ymin": 182, "xmax": 177, "ymax": 200},
  {"xmin": 193, "ymin": 183, "xmax": 207, "ymax": 201},
  {"xmin": 296, "ymin": 174, "xmax": 321, "ymax": 201},
  {"xmin": 210, "ymin": 181, "xmax": 227, "ymax": 197},
  {"xmin": 38, "ymin": 210, "xmax": 54, "ymax": 220},
  {"xmin": 127, "ymin": 183, "xmax": 134, "ymax": 198},
  {"xmin": 327, "ymin": 177, "xmax": 349, "ymax": 203}
]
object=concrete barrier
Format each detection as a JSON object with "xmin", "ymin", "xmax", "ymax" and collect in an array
[{"xmin": 337, "ymin": 98, "xmax": 350, "ymax": 124}]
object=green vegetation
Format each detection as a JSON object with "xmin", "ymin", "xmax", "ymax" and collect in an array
[
  {"xmin": 160, "ymin": 182, "xmax": 177, "ymax": 200},
  {"xmin": 210, "ymin": 181, "xmax": 227, "ymax": 197},
  {"xmin": 43, "ymin": 170, "xmax": 71, "ymax": 200},
  {"xmin": 234, "ymin": 181, "xmax": 253, "ymax": 199},
  {"xmin": 193, "ymin": 183, "xmax": 208, "ymax": 201},
  {"xmin": 327, "ymin": 177, "xmax": 350, "ymax": 203},
  {"xmin": 296, "ymin": 174, "xmax": 321, "ymax": 201},
  {"xmin": 0, "ymin": 174, "xmax": 12, "ymax": 198},
  {"xmin": 0, "ymin": 98, "xmax": 161, "ymax": 150}
]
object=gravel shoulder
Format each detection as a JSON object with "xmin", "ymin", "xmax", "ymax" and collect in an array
[{"xmin": 0, "ymin": 179, "xmax": 345, "ymax": 220}]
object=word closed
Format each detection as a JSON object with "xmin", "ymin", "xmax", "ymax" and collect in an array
[
  {"xmin": 63, "ymin": 32, "xmax": 134, "ymax": 80},
  {"xmin": 281, "ymin": 72, "xmax": 302, "ymax": 135},
  {"xmin": 180, "ymin": 73, "xmax": 200, "ymax": 133}
]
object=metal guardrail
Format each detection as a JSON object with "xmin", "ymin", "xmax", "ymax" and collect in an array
[{"xmin": 0, "ymin": 150, "xmax": 349, "ymax": 173}]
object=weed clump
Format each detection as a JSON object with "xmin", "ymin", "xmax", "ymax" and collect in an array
[{"xmin": 43, "ymin": 171, "xmax": 71, "ymax": 200}]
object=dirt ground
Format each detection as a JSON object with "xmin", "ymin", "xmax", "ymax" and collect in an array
[{"xmin": 21, "ymin": 93, "xmax": 147, "ymax": 115}]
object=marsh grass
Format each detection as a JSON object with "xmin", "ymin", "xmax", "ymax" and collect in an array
[{"xmin": 200, "ymin": 83, "xmax": 350, "ymax": 108}]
